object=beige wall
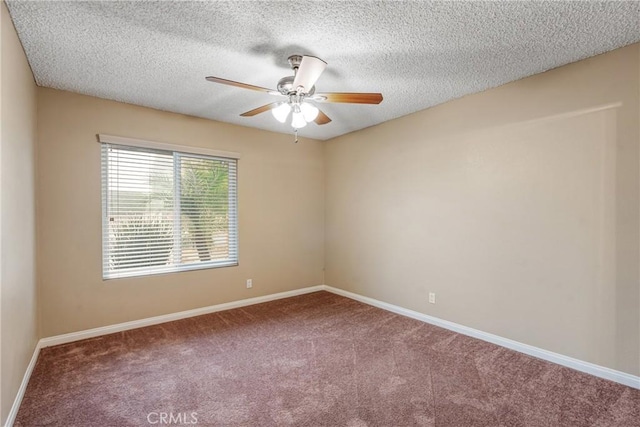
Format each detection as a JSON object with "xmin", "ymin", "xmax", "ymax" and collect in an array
[
  {"xmin": 4, "ymin": 18, "xmax": 638, "ymax": 417},
  {"xmin": 0, "ymin": 1, "xmax": 38, "ymax": 424},
  {"xmin": 325, "ymin": 44, "xmax": 640, "ymax": 376},
  {"xmin": 37, "ymin": 88, "xmax": 324, "ymax": 337}
]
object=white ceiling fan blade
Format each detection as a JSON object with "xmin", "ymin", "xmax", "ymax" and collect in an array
[{"xmin": 292, "ymin": 56, "xmax": 327, "ymax": 93}]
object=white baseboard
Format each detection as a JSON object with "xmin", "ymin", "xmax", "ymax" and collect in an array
[
  {"xmin": 322, "ymin": 285, "xmax": 640, "ymax": 390},
  {"xmin": 5, "ymin": 340, "xmax": 42, "ymax": 427},
  {"xmin": 6, "ymin": 283, "xmax": 639, "ymax": 426},
  {"xmin": 39, "ymin": 285, "xmax": 325, "ymax": 348},
  {"xmin": 5, "ymin": 285, "xmax": 324, "ymax": 427}
]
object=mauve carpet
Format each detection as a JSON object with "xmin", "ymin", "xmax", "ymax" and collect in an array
[{"xmin": 15, "ymin": 291, "xmax": 640, "ymax": 426}]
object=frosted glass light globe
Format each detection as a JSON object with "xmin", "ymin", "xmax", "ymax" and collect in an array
[
  {"xmin": 291, "ymin": 110, "xmax": 307, "ymax": 128},
  {"xmin": 300, "ymin": 102, "xmax": 319, "ymax": 122},
  {"xmin": 271, "ymin": 103, "xmax": 291, "ymax": 123}
]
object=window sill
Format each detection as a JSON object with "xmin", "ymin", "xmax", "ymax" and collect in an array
[{"xmin": 103, "ymin": 260, "xmax": 239, "ymax": 280}]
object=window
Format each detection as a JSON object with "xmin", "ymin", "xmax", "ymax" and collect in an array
[{"xmin": 101, "ymin": 138, "xmax": 238, "ymax": 279}]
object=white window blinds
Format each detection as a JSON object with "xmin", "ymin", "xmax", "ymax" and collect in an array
[{"xmin": 101, "ymin": 143, "xmax": 238, "ymax": 279}]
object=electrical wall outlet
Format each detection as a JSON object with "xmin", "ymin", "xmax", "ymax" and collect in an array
[
  {"xmin": 246, "ymin": 279, "xmax": 253, "ymax": 289},
  {"xmin": 428, "ymin": 292, "xmax": 436, "ymax": 304}
]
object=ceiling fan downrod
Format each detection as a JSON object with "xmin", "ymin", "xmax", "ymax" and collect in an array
[{"xmin": 288, "ymin": 55, "xmax": 303, "ymax": 74}]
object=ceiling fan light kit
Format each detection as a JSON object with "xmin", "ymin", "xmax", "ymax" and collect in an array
[
  {"xmin": 270, "ymin": 93, "xmax": 320, "ymax": 129},
  {"xmin": 206, "ymin": 54, "xmax": 383, "ymax": 141}
]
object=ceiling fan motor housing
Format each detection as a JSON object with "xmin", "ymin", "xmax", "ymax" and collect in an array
[{"xmin": 277, "ymin": 75, "xmax": 315, "ymax": 96}]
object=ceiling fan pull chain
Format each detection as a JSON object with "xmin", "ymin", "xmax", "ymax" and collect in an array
[{"xmin": 294, "ymin": 128, "xmax": 299, "ymax": 144}]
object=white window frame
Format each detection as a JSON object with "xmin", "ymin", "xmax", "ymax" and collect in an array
[{"xmin": 98, "ymin": 134, "xmax": 240, "ymax": 280}]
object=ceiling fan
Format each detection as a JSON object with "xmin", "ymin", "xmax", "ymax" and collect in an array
[{"xmin": 205, "ymin": 54, "xmax": 383, "ymax": 137}]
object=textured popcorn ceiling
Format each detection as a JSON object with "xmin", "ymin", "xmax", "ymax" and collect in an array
[{"xmin": 6, "ymin": 1, "xmax": 640, "ymax": 140}]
